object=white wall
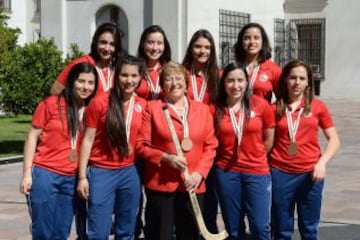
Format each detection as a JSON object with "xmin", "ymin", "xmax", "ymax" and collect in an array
[
  {"xmin": 152, "ymin": 0, "xmax": 187, "ymax": 61},
  {"xmin": 322, "ymin": 0, "xmax": 360, "ymax": 99},
  {"xmin": 41, "ymin": 0, "xmax": 65, "ymax": 51},
  {"xmin": 6, "ymin": 1, "xmax": 27, "ymax": 45},
  {"xmin": 285, "ymin": 0, "xmax": 360, "ymax": 100},
  {"xmin": 41, "ymin": 0, "xmax": 144, "ymax": 56}
]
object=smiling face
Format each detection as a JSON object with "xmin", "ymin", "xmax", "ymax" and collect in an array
[
  {"xmin": 96, "ymin": 32, "xmax": 115, "ymax": 63},
  {"xmin": 286, "ymin": 66, "xmax": 309, "ymax": 101},
  {"xmin": 162, "ymin": 70, "xmax": 187, "ymax": 103},
  {"xmin": 118, "ymin": 64, "xmax": 141, "ymax": 98},
  {"xmin": 242, "ymin": 27, "xmax": 263, "ymax": 57},
  {"xmin": 74, "ymin": 72, "xmax": 96, "ymax": 100},
  {"xmin": 224, "ymin": 68, "xmax": 248, "ymax": 103},
  {"xmin": 143, "ymin": 32, "xmax": 165, "ymax": 64},
  {"xmin": 191, "ymin": 37, "xmax": 211, "ymax": 65}
]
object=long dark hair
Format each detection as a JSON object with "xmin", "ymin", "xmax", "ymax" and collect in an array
[
  {"xmin": 234, "ymin": 22, "xmax": 272, "ymax": 63},
  {"xmin": 90, "ymin": 22, "xmax": 122, "ymax": 66},
  {"xmin": 105, "ymin": 55, "xmax": 145, "ymax": 156},
  {"xmin": 137, "ymin": 25, "xmax": 171, "ymax": 65},
  {"xmin": 276, "ymin": 59, "xmax": 314, "ymax": 120},
  {"xmin": 182, "ymin": 29, "xmax": 219, "ymax": 103},
  {"xmin": 61, "ymin": 62, "xmax": 98, "ymax": 139},
  {"xmin": 216, "ymin": 62, "xmax": 251, "ymax": 124}
]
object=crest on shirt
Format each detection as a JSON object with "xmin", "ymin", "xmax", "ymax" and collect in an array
[
  {"xmin": 259, "ymin": 73, "xmax": 269, "ymax": 82},
  {"xmin": 134, "ymin": 103, "xmax": 142, "ymax": 113},
  {"xmin": 249, "ymin": 110, "xmax": 256, "ymax": 118}
]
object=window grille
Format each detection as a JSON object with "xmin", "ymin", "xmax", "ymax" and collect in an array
[
  {"xmin": 274, "ymin": 18, "xmax": 286, "ymax": 67},
  {"xmin": 219, "ymin": 9, "xmax": 249, "ymax": 66},
  {"xmin": 288, "ymin": 18, "xmax": 326, "ymax": 79}
]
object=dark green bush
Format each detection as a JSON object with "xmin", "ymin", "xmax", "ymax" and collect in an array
[
  {"xmin": 0, "ymin": 10, "xmax": 85, "ymax": 115},
  {"xmin": 0, "ymin": 39, "xmax": 64, "ymax": 114}
]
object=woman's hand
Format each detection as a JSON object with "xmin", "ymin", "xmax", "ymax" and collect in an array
[
  {"xmin": 77, "ymin": 178, "xmax": 90, "ymax": 200},
  {"xmin": 162, "ymin": 153, "xmax": 187, "ymax": 172},
  {"xmin": 312, "ymin": 160, "xmax": 326, "ymax": 182},
  {"xmin": 19, "ymin": 175, "xmax": 32, "ymax": 195},
  {"xmin": 184, "ymin": 171, "xmax": 203, "ymax": 191}
]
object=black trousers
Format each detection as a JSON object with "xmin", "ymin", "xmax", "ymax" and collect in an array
[{"xmin": 144, "ymin": 188, "xmax": 204, "ymax": 240}]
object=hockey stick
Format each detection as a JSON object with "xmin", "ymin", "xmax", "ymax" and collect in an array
[{"xmin": 162, "ymin": 106, "xmax": 228, "ymax": 240}]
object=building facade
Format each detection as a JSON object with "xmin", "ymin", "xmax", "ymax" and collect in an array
[{"xmin": 2, "ymin": 0, "xmax": 360, "ymax": 99}]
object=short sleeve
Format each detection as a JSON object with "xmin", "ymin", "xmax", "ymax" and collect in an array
[
  {"xmin": 32, "ymin": 101, "xmax": 50, "ymax": 129},
  {"xmin": 317, "ymin": 100, "xmax": 334, "ymax": 129}
]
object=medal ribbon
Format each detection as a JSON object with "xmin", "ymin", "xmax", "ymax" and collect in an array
[
  {"xmin": 246, "ymin": 65, "xmax": 260, "ymax": 95},
  {"xmin": 166, "ymin": 96, "xmax": 189, "ymax": 139},
  {"xmin": 286, "ymin": 107, "xmax": 304, "ymax": 143},
  {"xmin": 190, "ymin": 65, "xmax": 208, "ymax": 102},
  {"xmin": 70, "ymin": 106, "xmax": 84, "ymax": 150},
  {"xmin": 125, "ymin": 96, "xmax": 135, "ymax": 143},
  {"xmin": 95, "ymin": 66, "xmax": 114, "ymax": 92},
  {"xmin": 146, "ymin": 64, "xmax": 161, "ymax": 99},
  {"xmin": 228, "ymin": 104, "xmax": 245, "ymax": 146}
]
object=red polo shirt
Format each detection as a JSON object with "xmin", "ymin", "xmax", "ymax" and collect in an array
[
  {"xmin": 32, "ymin": 96, "xmax": 80, "ymax": 176},
  {"xmin": 270, "ymin": 98, "xmax": 334, "ymax": 173},
  {"xmin": 215, "ymin": 95, "xmax": 275, "ymax": 174},
  {"xmin": 85, "ymin": 93, "xmax": 146, "ymax": 169},
  {"xmin": 251, "ymin": 60, "xmax": 282, "ymax": 102}
]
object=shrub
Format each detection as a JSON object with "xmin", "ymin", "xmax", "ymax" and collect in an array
[
  {"xmin": 0, "ymin": 10, "xmax": 86, "ymax": 115},
  {"xmin": 0, "ymin": 39, "xmax": 64, "ymax": 114}
]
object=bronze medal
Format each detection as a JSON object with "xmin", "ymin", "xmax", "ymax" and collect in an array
[
  {"xmin": 69, "ymin": 149, "xmax": 78, "ymax": 162},
  {"xmin": 181, "ymin": 138, "xmax": 193, "ymax": 151},
  {"xmin": 287, "ymin": 142, "xmax": 298, "ymax": 156}
]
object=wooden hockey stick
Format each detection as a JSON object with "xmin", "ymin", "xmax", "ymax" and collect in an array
[{"xmin": 162, "ymin": 106, "xmax": 228, "ymax": 240}]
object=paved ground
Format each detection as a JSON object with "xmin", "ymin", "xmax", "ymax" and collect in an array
[{"xmin": 0, "ymin": 99, "xmax": 359, "ymax": 240}]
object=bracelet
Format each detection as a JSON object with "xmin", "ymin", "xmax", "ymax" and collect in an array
[{"xmin": 78, "ymin": 177, "xmax": 87, "ymax": 180}]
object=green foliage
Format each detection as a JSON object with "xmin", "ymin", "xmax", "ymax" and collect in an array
[
  {"xmin": 0, "ymin": 8, "xmax": 86, "ymax": 115},
  {"xmin": 64, "ymin": 43, "xmax": 85, "ymax": 65},
  {"xmin": 0, "ymin": 39, "xmax": 64, "ymax": 114},
  {"xmin": 0, "ymin": 10, "xmax": 20, "ymax": 55},
  {"xmin": 0, "ymin": 10, "xmax": 20, "ymax": 82}
]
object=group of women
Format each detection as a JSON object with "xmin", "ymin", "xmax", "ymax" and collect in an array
[{"xmin": 19, "ymin": 21, "xmax": 340, "ymax": 240}]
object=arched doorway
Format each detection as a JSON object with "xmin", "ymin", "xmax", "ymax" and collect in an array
[{"xmin": 96, "ymin": 4, "xmax": 129, "ymax": 54}]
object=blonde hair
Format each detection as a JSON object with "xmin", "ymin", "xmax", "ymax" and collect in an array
[{"xmin": 159, "ymin": 61, "xmax": 189, "ymax": 88}]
